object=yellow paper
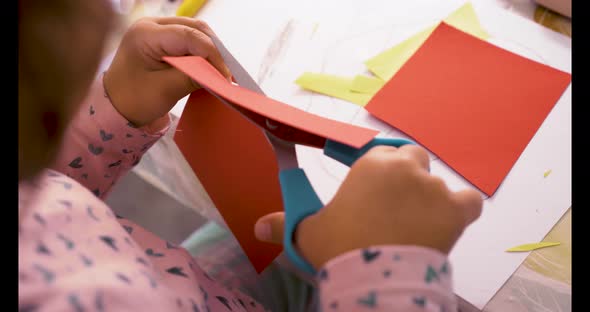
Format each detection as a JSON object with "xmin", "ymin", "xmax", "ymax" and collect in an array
[
  {"xmin": 365, "ymin": 26, "xmax": 435, "ymax": 81},
  {"xmin": 295, "ymin": 72, "xmax": 371, "ymax": 106},
  {"xmin": 506, "ymin": 242, "xmax": 561, "ymax": 252},
  {"xmin": 176, "ymin": 0, "xmax": 207, "ymax": 17},
  {"xmin": 365, "ymin": 2, "xmax": 490, "ymax": 81},
  {"xmin": 444, "ymin": 2, "xmax": 490, "ymax": 40},
  {"xmin": 350, "ymin": 75, "xmax": 386, "ymax": 94},
  {"xmin": 544, "ymin": 169, "xmax": 552, "ymax": 178},
  {"xmin": 312, "ymin": 23, "xmax": 320, "ymax": 35}
]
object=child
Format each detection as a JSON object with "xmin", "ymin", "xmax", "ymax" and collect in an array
[{"xmin": 18, "ymin": 0, "xmax": 483, "ymax": 311}]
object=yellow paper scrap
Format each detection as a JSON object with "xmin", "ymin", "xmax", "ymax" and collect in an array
[
  {"xmin": 544, "ymin": 169, "xmax": 552, "ymax": 178},
  {"xmin": 312, "ymin": 23, "xmax": 320, "ymax": 35},
  {"xmin": 176, "ymin": 0, "xmax": 207, "ymax": 17},
  {"xmin": 295, "ymin": 72, "xmax": 371, "ymax": 106},
  {"xmin": 365, "ymin": 2, "xmax": 490, "ymax": 81},
  {"xmin": 350, "ymin": 75, "xmax": 386, "ymax": 94},
  {"xmin": 444, "ymin": 2, "xmax": 491, "ymax": 40},
  {"xmin": 365, "ymin": 26, "xmax": 435, "ymax": 82},
  {"xmin": 506, "ymin": 242, "xmax": 561, "ymax": 252}
]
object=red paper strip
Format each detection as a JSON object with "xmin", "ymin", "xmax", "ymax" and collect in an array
[{"xmin": 164, "ymin": 56, "xmax": 378, "ymax": 149}]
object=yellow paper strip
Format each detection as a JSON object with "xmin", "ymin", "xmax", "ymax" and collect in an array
[
  {"xmin": 365, "ymin": 26, "xmax": 436, "ymax": 81},
  {"xmin": 544, "ymin": 169, "xmax": 552, "ymax": 178},
  {"xmin": 295, "ymin": 72, "xmax": 371, "ymax": 106},
  {"xmin": 312, "ymin": 23, "xmax": 320, "ymax": 35},
  {"xmin": 506, "ymin": 242, "xmax": 561, "ymax": 252},
  {"xmin": 350, "ymin": 75, "xmax": 386, "ymax": 94},
  {"xmin": 176, "ymin": 0, "xmax": 207, "ymax": 17},
  {"xmin": 444, "ymin": 2, "xmax": 490, "ymax": 40},
  {"xmin": 365, "ymin": 2, "xmax": 490, "ymax": 81}
]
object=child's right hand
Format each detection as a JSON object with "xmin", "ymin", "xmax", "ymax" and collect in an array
[{"xmin": 255, "ymin": 144, "xmax": 483, "ymax": 270}]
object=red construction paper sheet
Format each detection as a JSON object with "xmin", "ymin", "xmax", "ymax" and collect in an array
[
  {"xmin": 174, "ymin": 89, "xmax": 283, "ymax": 273},
  {"xmin": 165, "ymin": 56, "xmax": 378, "ymax": 149},
  {"xmin": 366, "ymin": 22, "xmax": 571, "ymax": 196}
]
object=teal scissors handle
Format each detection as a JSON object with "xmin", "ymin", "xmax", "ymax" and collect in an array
[{"xmin": 281, "ymin": 137, "xmax": 415, "ymax": 276}]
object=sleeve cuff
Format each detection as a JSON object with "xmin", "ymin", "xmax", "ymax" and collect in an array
[{"xmin": 318, "ymin": 245, "xmax": 457, "ymax": 310}]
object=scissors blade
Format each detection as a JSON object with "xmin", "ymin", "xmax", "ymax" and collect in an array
[
  {"xmin": 210, "ymin": 35, "xmax": 265, "ymax": 95},
  {"xmin": 209, "ymin": 35, "xmax": 275, "ymax": 132},
  {"xmin": 211, "ymin": 35, "xmax": 327, "ymax": 149},
  {"xmin": 210, "ymin": 35, "xmax": 299, "ymax": 170}
]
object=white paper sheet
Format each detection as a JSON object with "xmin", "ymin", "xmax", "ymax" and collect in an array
[{"xmin": 261, "ymin": 1, "xmax": 571, "ymax": 308}]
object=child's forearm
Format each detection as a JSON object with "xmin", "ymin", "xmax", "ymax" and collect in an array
[
  {"xmin": 318, "ymin": 245, "xmax": 457, "ymax": 311},
  {"xmin": 50, "ymin": 75, "xmax": 171, "ymax": 198}
]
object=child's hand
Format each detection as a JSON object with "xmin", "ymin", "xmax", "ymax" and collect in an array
[
  {"xmin": 255, "ymin": 145, "xmax": 483, "ymax": 270},
  {"xmin": 104, "ymin": 17, "xmax": 231, "ymax": 127}
]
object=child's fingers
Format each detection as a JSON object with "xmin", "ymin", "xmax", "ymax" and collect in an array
[
  {"xmin": 152, "ymin": 68, "xmax": 201, "ymax": 103},
  {"xmin": 365, "ymin": 144, "xmax": 430, "ymax": 172},
  {"xmin": 254, "ymin": 212, "xmax": 285, "ymax": 245},
  {"xmin": 396, "ymin": 144, "xmax": 430, "ymax": 172},
  {"xmin": 151, "ymin": 24, "xmax": 231, "ymax": 79},
  {"xmin": 452, "ymin": 189, "xmax": 484, "ymax": 228},
  {"xmin": 152, "ymin": 18, "xmax": 230, "ymax": 79},
  {"xmin": 155, "ymin": 17, "xmax": 217, "ymax": 38}
]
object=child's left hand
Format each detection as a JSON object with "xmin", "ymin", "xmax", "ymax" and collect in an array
[{"xmin": 104, "ymin": 17, "xmax": 232, "ymax": 127}]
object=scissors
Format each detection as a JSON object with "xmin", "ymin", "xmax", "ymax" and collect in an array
[{"xmin": 210, "ymin": 36, "xmax": 415, "ymax": 276}]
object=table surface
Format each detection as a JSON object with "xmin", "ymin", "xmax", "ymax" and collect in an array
[{"xmin": 103, "ymin": 0, "xmax": 571, "ymax": 311}]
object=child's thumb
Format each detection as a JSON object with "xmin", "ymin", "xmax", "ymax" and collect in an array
[{"xmin": 254, "ymin": 212, "xmax": 285, "ymax": 245}]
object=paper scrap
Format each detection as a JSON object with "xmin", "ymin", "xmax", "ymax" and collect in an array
[
  {"xmin": 365, "ymin": 22, "xmax": 571, "ymax": 196},
  {"xmin": 544, "ymin": 169, "xmax": 552, "ymax": 178},
  {"xmin": 444, "ymin": 2, "xmax": 490, "ymax": 40},
  {"xmin": 506, "ymin": 242, "xmax": 561, "ymax": 252},
  {"xmin": 365, "ymin": 2, "xmax": 490, "ymax": 81},
  {"xmin": 350, "ymin": 75, "xmax": 386, "ymax": 94},
  {"xmin": 365, "ymin": 26, "xmax": 436, "ymax": 82},
  {"xmin": 312, "ymin": 22, "xmax": 320, "ymax": 35},
  {"xmin": 176, "ymin": 0, "xmax": 207, "ymax": 17},
  {"xmin": 295, "ymin": 72, "xmax": 372, "ymax": 106},
  {"xmin": 164, "ymin": 56, "xmax": 378, "ymax": 148}
]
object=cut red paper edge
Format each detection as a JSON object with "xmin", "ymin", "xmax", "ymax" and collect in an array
[
  {"xmin": 366, "ymin": 22, "xmax": 571, "ymax": 196},
  {"xmin": 164, "ymin": 56, "xmax": 378, "ymax": 149},
  {"xmin": 221, "ymin": 99, "xmax": 327, "ymax": 149},
  {"xmin": 174, "ymin": 90, "xmax": 284, "ymax": 273}
]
